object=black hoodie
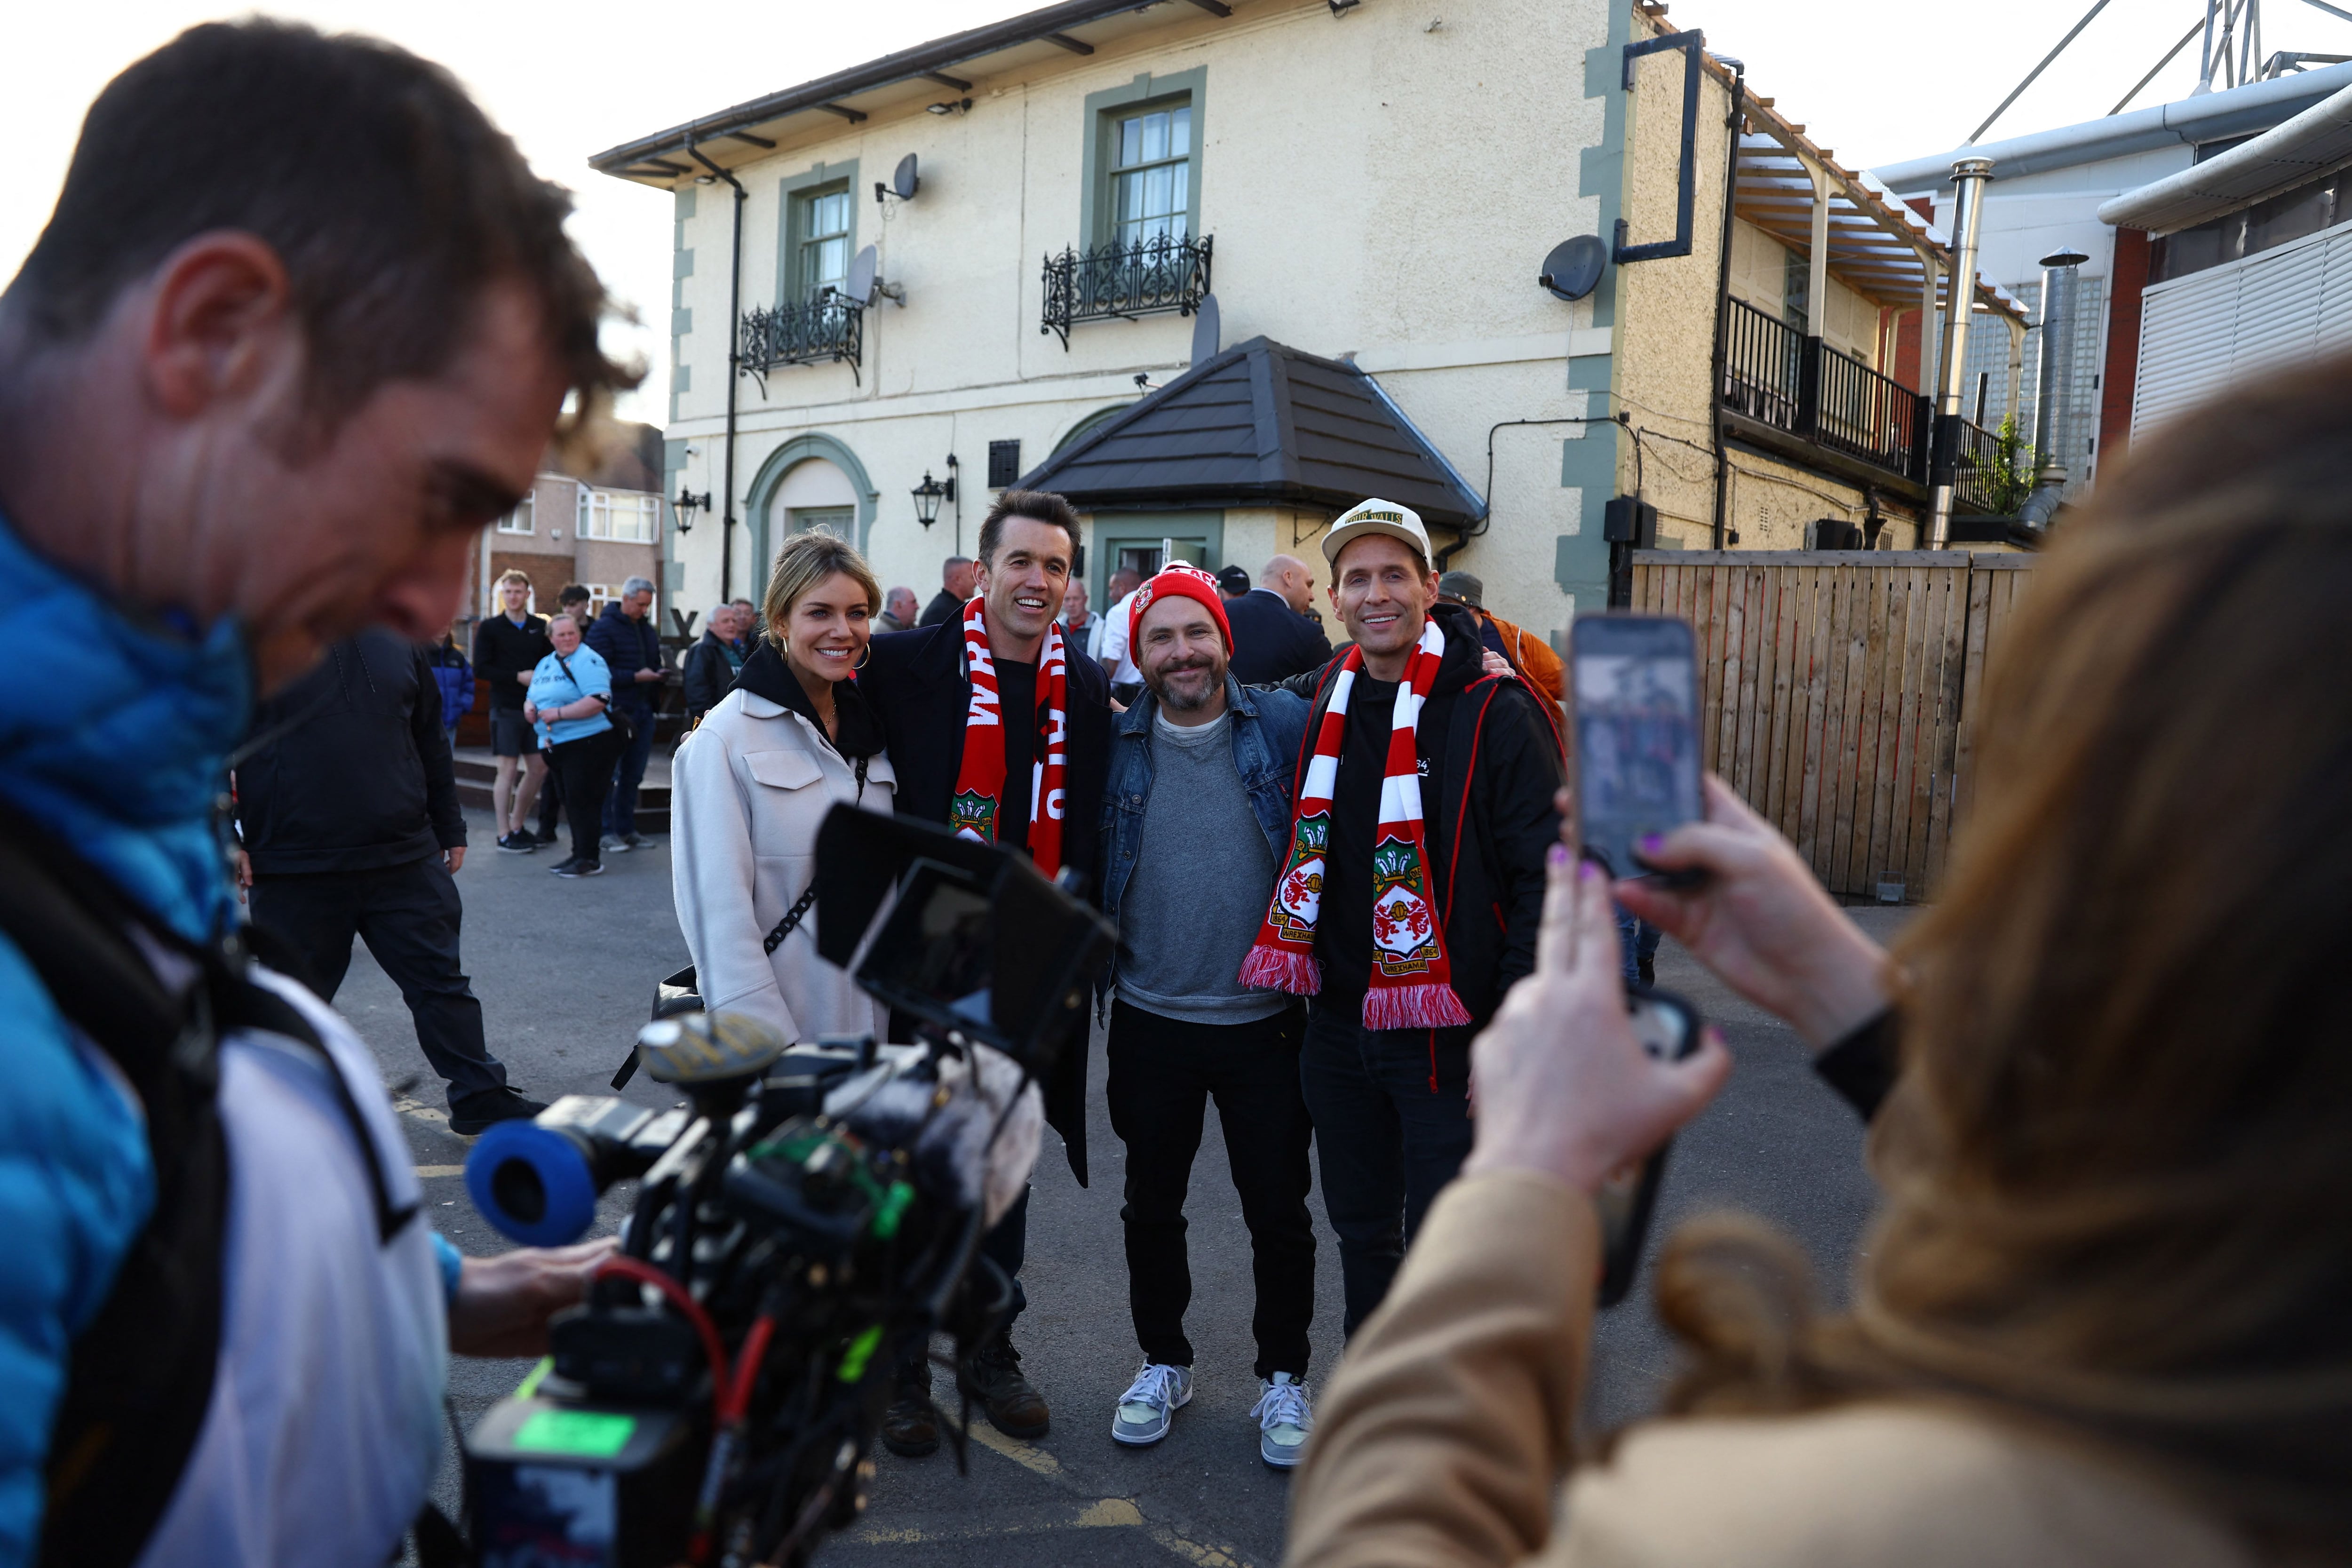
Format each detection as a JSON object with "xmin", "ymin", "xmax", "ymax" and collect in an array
[
  {"xmin": 236, "ymin": 630, "xmax": 465, "ymax": 875},
  {"xmin": 1287, "ymin": 601, "xmax": 1565, "ymax": 1036}
]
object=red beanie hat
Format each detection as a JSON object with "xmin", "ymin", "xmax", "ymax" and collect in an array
[{"xmin": 1127, "ymin": 564, "xmax": 1233, "ymax": 654}]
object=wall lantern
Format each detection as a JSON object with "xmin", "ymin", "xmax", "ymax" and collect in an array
[
  {"xmin": 672, "ymin": 487, "xmax": 711, "ymax": 533},
  {"xmin": 911, "ymin": 469, "xmax": 956, "ymax": 528}
]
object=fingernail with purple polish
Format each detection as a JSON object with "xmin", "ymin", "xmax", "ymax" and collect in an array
[
  {"xmin": 1638, "ymin": 833, "xmax": 1664, "ymax": 852},
  {"xmin": 1549, "ymin": 844, "xmax": 1569, "ymax": 868},
  {"xmin": 1578, "ymin": 860, "xmax": 1598, "ymax": 881}
]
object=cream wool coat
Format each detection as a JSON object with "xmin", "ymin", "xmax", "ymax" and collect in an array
[{"xmin": 670, "ymin": 686, "xmax": 895, "ymax": 1043}]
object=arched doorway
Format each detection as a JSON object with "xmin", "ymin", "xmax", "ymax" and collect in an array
[{"xmin": 742, "ymin": 434, "xmax": 880, "ymax": 590}]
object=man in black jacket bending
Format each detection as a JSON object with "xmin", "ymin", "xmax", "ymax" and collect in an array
[
  {"xmin": 1271, "ymin": 502, "xmax": 1564, "ymax": 1337},
  {"xmin": 858, "ymin": 489, "xmax": 1111, "ymax": 1456},
  {"xmin": 236, "ymin": 629, "xmax": 546, "ymax": 1133}
]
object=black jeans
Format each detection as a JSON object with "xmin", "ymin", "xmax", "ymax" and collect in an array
[
  {"xmin": 546, "ymin": 727, "xmax": 624, "ymax": 864},
  {"xmin": 1299, "ymin": 998, "xmax": 1474, "ymax": 1337},
  {"xmin": 1107, "ymin": 999, "xmax": 1314, "ymax": 1378},
  {"xmin": 247, "ymin": 856, "xmax": 508, "ymax": 1105}
]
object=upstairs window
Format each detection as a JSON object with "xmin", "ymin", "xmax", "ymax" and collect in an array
[
  {"xmin": 578, "ymin": 489, "xmax": 660, "ymax": 544},
  {"xmin": 1112, "ymin": 104, "xmax": 1192, "ymax": 245},
  {"xmin": 796, "ymin": 185, "xmax": 852, "ymax": 301},
  {"xmin": 497, "ymin": 495, "xmax": 534, "ymax": 534}
]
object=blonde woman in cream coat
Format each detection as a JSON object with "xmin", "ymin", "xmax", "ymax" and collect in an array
[{"xmin": 671, "ymin": 532, "xmax": 896, "ymax": 1043}]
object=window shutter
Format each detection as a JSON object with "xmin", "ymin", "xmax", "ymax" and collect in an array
[
  {"xmin": 988, "ymin": 440, "xmax": 1022, "ymax": 488},
  {"xmin": 2135, "ymin": 218, "xmax": 2352, "ymax": 438}
]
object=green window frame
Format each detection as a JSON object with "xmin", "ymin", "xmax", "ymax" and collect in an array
[
  {"xmin": 776, "ymin": 160, "xmax": 859, "ymax": 307},
  {"xmin": 1081, "ymin": 69, "xmax": 1206, "ymax": 251},
  {"xmin": 1090, "ymin": 510, "xmax": 1223, "ymax": 610}
]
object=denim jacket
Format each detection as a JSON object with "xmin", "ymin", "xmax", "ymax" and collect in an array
[{"xmin": 1097, "ymin": 674, "xmax": 1311, "ymax": 997}]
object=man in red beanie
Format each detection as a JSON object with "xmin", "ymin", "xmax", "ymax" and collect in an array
[{"xmin": 1095, "ymin": 565, "xmax": 1324, "ymax": 1469}]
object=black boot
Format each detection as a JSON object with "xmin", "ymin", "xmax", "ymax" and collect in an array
[
  {"xmin": 962, "ymin": 1331, "xmax": 1049, "ymax": 1440},
  {"xmin": 880, "ymin": 1366, "xmax": 938, "ymax": 1458}
]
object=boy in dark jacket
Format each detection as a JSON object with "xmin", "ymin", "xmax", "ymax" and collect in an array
[{"xmin": 236, "ymin": 629, "xmax": 546, "ymax": 1132}]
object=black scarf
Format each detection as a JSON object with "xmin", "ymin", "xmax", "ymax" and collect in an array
[{"xmin": 735, "ymin": 640, "xmax": 885, "ymax": 760}]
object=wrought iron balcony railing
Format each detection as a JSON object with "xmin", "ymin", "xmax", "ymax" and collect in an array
[
  {"xmin": 1718, "ymin": 295, "xmax": 1994, "ymax": 509},
  {"xmin": 1040, "ymin": 232, "xmax": 1213, "ymax": 349},
  {"xmin": 739, "ymin": 293, "xmax": 864, "ymax": 386}
]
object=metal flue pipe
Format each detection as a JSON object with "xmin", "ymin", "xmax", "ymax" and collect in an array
[
  {"xmin": 1928, "ymin": 156, "xmax": 1994, "ymax": 549},
  {"xmin": 2019, "ymin": 248, "xmax": 2089, "ymax": 529}
]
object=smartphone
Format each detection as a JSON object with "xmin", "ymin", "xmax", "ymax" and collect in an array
[
  {"xmin": 1570, "ymin": 615, "xmax": 1703, "ymax": 881},
  {"xmin": 1596, "ymin": 987, "xmax": 1702, "ymax": 1308}
]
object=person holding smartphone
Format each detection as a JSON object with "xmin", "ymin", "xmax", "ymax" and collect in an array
[
  {"xmin": 1286, "ymin": 363, "xmax": 2352, "ymax": 1568},
  {"xmin": 524, "ymin": 611, "xmax": 620, "ymax": 878}
]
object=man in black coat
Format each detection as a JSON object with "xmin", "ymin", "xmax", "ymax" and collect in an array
[
  {"xmin": 1225, "ymin": 552, "xmax": 1335, "ymax": 685},
  {"xmin": 1271, "ymin": 506, "xmax": 1564, "ymax": 1337},
  {"xmin": 236, "ymin": 629, "xmax": 547, "ymax": 1133},
  {"xmin": 915, "ymin": 554, "xmax": 977, "ymax": 628},
  {"xmin": 680, "ymin": 601, "xmax": 745, "ymax": 722},
  {"xmin": 858, "ymin": 490, "xmax": 1110, "ymax": 1456}
]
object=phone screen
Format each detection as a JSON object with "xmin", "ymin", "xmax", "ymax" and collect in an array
[{"xmin": 1571, "ymin": 616, "xmax": 1702, "ymax": 880}]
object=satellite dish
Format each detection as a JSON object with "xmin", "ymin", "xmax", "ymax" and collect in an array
[
  {"xmin": 845, "ymin": 245, "xmax": 878, "ymax": 305},
  {"xmin": 893, "ymin": 153, "xmax": 920, "ymax": 201},
  {"xmin": 1539, "ymin": 235, "xmax": 1609, "ymax": 302},
  {"xmin": 1189, "ymin": 292, "xmax": 1221, "ymax": 366}
]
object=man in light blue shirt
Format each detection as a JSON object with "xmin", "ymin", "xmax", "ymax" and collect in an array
[{"xmin": 525, "ymin": 610, "xmax": 620, "ymax": 876}]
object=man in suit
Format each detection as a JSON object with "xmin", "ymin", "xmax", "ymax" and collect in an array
[
  {"xmin": 858, "ymin": 489, "xmax": 1112, "ymax": 1457},
  {"xmin": 1226, "ymin": 553, "xmax": 1335, "ymax": 685}
]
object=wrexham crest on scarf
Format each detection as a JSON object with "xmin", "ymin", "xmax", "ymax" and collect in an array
[
  {"xmin": 950, "ymin": 788, "xmax": 997, "ymax": 843},
  {"xmin": 1369, "ymin": 838, "xmax": 1440, "ymax": 974},
  {"xmin": 1270, "ymin": 812, "xmax": 1328, "ymax": 939}
]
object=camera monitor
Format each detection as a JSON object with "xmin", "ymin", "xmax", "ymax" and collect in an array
[{"xmin": 812, "ymin": 805, "xmax": 1114, "ymax": 1072}]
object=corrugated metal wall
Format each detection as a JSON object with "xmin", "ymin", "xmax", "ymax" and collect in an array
[{"xmin": 2135, "ymin": 216, "xmax": 2352, "ymax": 436}]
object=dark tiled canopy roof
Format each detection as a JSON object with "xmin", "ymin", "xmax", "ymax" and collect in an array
[{"xmin": 1017, "ymin": 336, "xmax": 1483, "ymax": 527}]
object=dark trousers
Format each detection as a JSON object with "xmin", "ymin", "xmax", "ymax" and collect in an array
[
  {"xmin": 1299, "ymin": 998, "xmax": 1474, "ymax": 1337},
  {"xmin": 537, "ymin": 755, "xmax": 563, "ymax": 836},
  {"xmin": 603, "ymin": 709, "xmax": 656, "ymax": 838},
  {"xmin": 1107, "ymin": 998, "xmax": 1314, "ymax": 1378},
  {"xmin": 548, "ymin": 727, "xmax": 624, "ymax": 864},
  {"xmin": 247, "ymin": 857, "xmax": 507, "ymax": 1106}
]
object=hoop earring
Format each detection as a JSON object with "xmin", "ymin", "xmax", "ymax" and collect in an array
[{"xmin": 854, "ymin": 641, "xmax": 873, "ymax": 671}]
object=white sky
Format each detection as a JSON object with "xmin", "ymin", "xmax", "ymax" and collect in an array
[{"xmin": 8, "ymin": 0, "xmax": 2340, "ymax": 425}]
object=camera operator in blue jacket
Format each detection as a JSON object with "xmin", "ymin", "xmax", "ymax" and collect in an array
[{"xmin": 0, "ymin": 22, "xmax": 638, "ymax": 1565}]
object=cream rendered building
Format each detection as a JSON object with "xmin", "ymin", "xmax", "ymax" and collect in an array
[{"xmin": 596, "ymin": 0, "xmax": 2025, "ymax": 645}]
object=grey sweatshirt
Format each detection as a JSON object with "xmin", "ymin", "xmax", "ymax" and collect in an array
[{"xmin": 1115, "ymin": 707, "xmax": 1288, "ymax": 1025}]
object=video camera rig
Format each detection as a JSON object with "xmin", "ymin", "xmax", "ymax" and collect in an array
[{"xmin": 456, "ymin": 807, "xmax": 1113, "ymax": 1568}]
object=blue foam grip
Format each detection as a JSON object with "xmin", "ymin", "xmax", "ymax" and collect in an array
[{"xmin": 467, "ymin": 1120, "xmax": 599, "ymax": 1246}]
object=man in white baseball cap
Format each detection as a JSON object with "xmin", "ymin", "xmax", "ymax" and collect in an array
[{"xmin": 1240, "ymin": 497, "xmax": 1566, "ymax": 1337}]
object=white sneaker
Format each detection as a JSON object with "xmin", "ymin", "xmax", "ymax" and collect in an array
[
  {"xmin": 1110, "ymin": 1362, "xmax": 1192, "ymax": 1446},
  {"xmin": 1252, "ymin": 1373, "xmax": 1313, "ymax": 1469}
]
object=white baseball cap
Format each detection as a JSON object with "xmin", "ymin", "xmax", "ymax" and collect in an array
[{"xmin": 1321, "ymin": 498, "xmax": 1434, "ymax": 572}]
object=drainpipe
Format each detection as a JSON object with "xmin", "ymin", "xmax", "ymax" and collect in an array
[
  {"xmin": 1708, "ymin": 57, "xmax": 1747, "ymax": 550},
  {"xmin": 1927, "ymin": 156, "xmax": 1993, "ymax": 549},
  {"xmin": 688, "ymin": 138, "xmax": 747, "ymax": 601},
  {"xmin": 2018, "ymin": 248, "xmax": 2088, "ymax": 530}
]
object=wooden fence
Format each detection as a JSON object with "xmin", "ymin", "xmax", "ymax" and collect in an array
[{"xmin": 1628, "ymin": 550, "xmax": 2034, "ymax": 901}]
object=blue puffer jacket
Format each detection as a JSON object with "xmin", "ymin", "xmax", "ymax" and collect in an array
[
  {"xmin": 0, "ymin": 513, "xmax": 251, "ymax": 1561},
  {"xmin": 424, "ymin": 640, "xmax": 475, "ymax": 733}
]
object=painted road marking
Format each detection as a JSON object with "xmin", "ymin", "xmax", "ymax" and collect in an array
[
  {"xmin": 893, "ymin": 1424, "xmax": 1251, "ymax": 1565},
  {"xmin": 415, "ymin": 1165, "xmax": 466, "ymax": 1178}
]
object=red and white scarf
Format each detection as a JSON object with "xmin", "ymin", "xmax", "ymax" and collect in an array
[
  {"xmin": 949, "ymin": 595, "xmax": 1069, "ymax": 877},
  {"xmin": 1239, "ymin": 619, "xmax": 1471, "ymax": 1030}
]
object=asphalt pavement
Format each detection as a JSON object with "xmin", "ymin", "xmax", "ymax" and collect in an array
[{"xmin": 349, "ymin": 807, "xmax": 1899, "ymax": 1567}]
